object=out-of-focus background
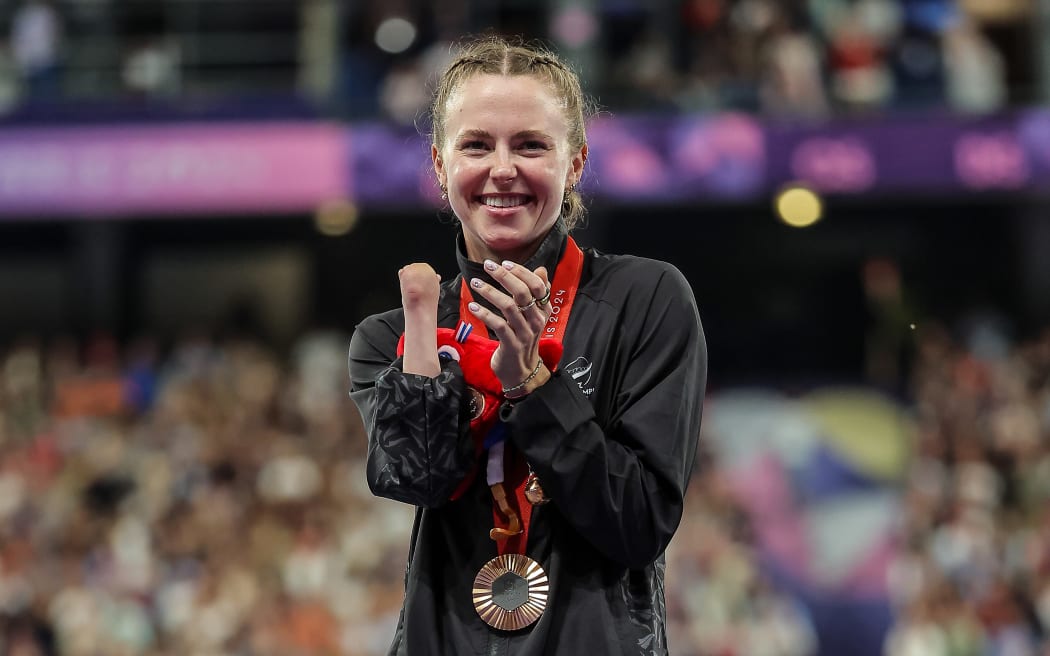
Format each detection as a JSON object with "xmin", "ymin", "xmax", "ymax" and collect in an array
[{"xmin": 0, "ymin": 1, "xmax": 1048, "ymax": 654}]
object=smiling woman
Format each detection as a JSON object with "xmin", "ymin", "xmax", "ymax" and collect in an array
[
  {"xmin": 347, "ymin": 35, "xmax": 708, "ymax": 656},
  {"xmin": 434, "ymin": 73, "xmax": 586, "ymax": 264}
]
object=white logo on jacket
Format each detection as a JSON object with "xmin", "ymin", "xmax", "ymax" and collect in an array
[{"xmin": 563, "ymin": 356, "xmax": 594, "ymax": 396}]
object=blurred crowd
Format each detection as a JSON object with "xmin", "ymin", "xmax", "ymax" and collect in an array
[
  {"xmin": 884, "ymin": 322, "xmax": 1050, "ymax": 655},
  {"xmin": 0, "ymin": 331, "xmax": 411, "ymax": 655},
  {"xmin": 0, "ymin": 0, "xmax": 1032, "ymax": 121},
  {"xmin": 0, "ymin": 2, "xmax": 1046, "ymax": 656},
  {"xmin": 0, "ymin": 330, "xmax": 814, "ymax": 656},
  {"xmin": 3, "ymin": 319, "xmax": 1050, "ymax": 654},
  {"xmin": 565, "ymin": 0, "xmax": 1015, "ymax": 117},
  {"xmin": 272, "ymin": 0, "xmax": 1026, "ymax": 120}
]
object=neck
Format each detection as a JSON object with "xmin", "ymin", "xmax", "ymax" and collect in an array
[
  {"xmin": 455, "ymin": 218, "xmax": 568, "ymax": 287},
  {"xmin": 465, "ymin": 241, "xmax": 541, "ymax": 266}
]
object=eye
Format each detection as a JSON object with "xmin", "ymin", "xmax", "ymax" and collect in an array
[
  {"xmin": 459, "ymin": 140, "xmax": 489, "ymax": 152},
  {"xmin": 519, "ymin": 140, "xmax": 549, "ymax": 153},
  {"xmin": 437, "ymin": 345, "xmax": 461, "ymax": 362}
]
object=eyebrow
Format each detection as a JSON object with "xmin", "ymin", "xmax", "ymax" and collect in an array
[{"xmin": 456, "ymin": 129, "xmax": 554, "ymax": 141}]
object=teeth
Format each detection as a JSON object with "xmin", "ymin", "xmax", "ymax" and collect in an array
[{"xmin": 482, "ymin": 196, "xmax": 527, "ymax": 208}]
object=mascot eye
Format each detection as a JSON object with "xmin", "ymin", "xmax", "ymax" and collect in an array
[{"xmin": 437, "ymin": 345, "xmax": 461, "ymax": 362}]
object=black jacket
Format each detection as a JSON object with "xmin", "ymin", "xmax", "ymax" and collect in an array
[{"xmin": 348, "ymin": 225, "xmax": 707, "ymax": 655}]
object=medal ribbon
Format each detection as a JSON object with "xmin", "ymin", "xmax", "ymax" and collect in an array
[
  {"xmin": 458, "ymin": 237, "xmax": 584, "ymax": 556},
  {"xmin": 457, "ymin": 236, "xmax": 583, "ymax": 344}
]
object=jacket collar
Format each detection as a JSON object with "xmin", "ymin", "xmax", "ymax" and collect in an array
[{"xmin": 453, "ymin": 218, "xmax": 568, "ymax": 315}]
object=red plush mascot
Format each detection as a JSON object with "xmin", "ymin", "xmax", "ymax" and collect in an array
[{"xmin": 398, "ymin": 322, "xmax": 562, "ymax": 540}]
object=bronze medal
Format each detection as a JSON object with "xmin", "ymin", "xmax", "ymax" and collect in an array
[
  {"xmin": 472, "ymin": 554, "xmax": 548, "ymax": 631},
  {"xmin": 460, "ymin": 239, "xmax": 585, "ymax": 634},
  {"xmin": 466, "ymin": 386, "xmax": 485, "ymax": 420}
]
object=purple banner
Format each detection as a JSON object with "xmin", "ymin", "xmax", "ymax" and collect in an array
[
  {"xmin": 0, "ymin": 123, "xmax": 348, "ymax": 217},
  {"xmin": 349, "ymin": 114, "xmax": 768, "ymax": 208},
  {"xmin": 349, "ymin": 111, "xmax": 1047, "ymax": 208},
  {"xmin": 766, "ymin": 112, "xmax": 1032, "ymax": 195},
  {"xmin": 587, "ymin": 113, "xmax": 765, "ymax": 201},
  {"xmin": 350, "ymin": 123, "xmax": 435, "ymax": 207},
  {"xmin": 0, "ymin": 110, "xmax": 1047, "ymax": 218}
]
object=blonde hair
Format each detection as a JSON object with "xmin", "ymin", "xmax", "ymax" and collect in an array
[{"xmin": 430, "ymin": 36, "xmax": 590, "ymax": 230}]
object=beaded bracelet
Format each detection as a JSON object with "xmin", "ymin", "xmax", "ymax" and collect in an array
[{"xmin": 502, "ymin": 359, "xmax": 543, "ymax": 399}]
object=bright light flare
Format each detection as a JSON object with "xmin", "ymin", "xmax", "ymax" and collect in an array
[
  {"xmin": 775, "ymin": 184, "xmax": 824, "ymax": 228},
  {"xmin": 315, "ymin": 199, "xmax": 359, "ymax": 237},
  {"xmin": 374, "ymin": 18, "xmax": 417, "ymax": 54}
]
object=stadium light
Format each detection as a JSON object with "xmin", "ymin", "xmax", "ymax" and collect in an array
[{"xmin": 774, "ymin": 184, "xmax": 824, "ymax": 228}]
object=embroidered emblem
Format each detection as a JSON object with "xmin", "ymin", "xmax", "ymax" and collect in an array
[{"xmin": 563, "ymin": 356, "xmax": 595, "ymax": 396}]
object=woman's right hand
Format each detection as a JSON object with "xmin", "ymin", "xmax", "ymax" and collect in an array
[
  {"xmin": 399, "ymin": 263, "xmax": 442, "ymax": 377},
  {"xmin": 399, "ymin": 263, "xmax": 441, "ymax": 314}
]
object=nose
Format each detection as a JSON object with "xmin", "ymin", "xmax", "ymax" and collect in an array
[{"xmin": 490, "ymin": 147, "xmax": 516, "ymax": 183}]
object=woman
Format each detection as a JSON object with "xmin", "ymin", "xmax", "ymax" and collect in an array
[{"xmin": 348, "ymin": 36, "xmax": 707, "ymax": 655}]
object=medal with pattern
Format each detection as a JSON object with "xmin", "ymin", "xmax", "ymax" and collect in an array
[{"xmin": 460, "ymin": 237, "xmax": 585, "ymax": 631}]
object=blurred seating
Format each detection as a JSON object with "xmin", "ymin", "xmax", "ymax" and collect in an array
[
  {"xmin": 3, "ymin": 313, "xmax": 1050, "ymax": 653},
  {"xmin": 0, "ymin": 0, "xmax": 1032, "ymax": 125},
  {"xmin": 0, "ymin": 329, "xmax": 821, "ymax": 655},
  {"xmin": 881, "ymin": 320, "xmax": 1050, "ymax": 655}
]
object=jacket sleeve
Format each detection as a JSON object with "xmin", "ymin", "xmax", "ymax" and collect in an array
[
  {"xmin": 502, "ymin": 263, "xmax": 707, "ymax": 569},
  {"xmin": 348, "ymin": 313, "xmax": 475, "ymax": 507}
]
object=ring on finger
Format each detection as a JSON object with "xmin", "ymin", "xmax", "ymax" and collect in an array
[
  {"xmin": 517, "ymin": 299, "xmax": 537, "ymax": 312},
  {"xmin": 535, "ymin": 287, "xmax": 551, "ymax": 306}
]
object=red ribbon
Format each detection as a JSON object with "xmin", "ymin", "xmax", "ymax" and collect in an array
[{"xmin": 458, "ymin": 237, "xmax": 585, "ymax": 556}]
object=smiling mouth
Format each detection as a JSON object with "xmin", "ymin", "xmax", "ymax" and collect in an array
[{"xmin": 480, "ymin": 194, "xmax": 531, "ymax": 208}]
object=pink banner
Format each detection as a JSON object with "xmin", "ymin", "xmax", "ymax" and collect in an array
[{"xmin": 0, "ymin": 122, "xmax": 348, "ymax": 217}]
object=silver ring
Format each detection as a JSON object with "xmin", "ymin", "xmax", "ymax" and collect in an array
[
  {"xmin": 535, "ymin": 288, "xmax": 551, "ymax": 306},
  {"xmin": 517, "ymin": 299, "xmax": 537, "ymax": 312}
]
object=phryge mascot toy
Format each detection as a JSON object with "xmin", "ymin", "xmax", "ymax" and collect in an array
[{"xmin": 398, "ymin": 322, "xmax": 562, "ymax": 540}]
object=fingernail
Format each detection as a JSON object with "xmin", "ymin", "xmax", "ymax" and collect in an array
[
  {"xmin": 470, "ymin": 278, "xmax": 483, "ymax": 288},
  {"xmin": 502, "ymin": 260, "xmax": 515, "ymax": 270},
  {"xmin": 468, "ymin": 302, "xmax": 480, "ymax": 312},
  {"xmin": 484, "ymin": 259, "xmax": 498, "ymax": 272}
]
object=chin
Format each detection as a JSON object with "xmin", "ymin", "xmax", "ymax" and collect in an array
[
  {"xmin": 478, "ymin": 221, "xmax": 527, "ymax": 241},
  {"xmin": 466, "ymin": 212, "xmax": 555, "ymax": 258},
  {"xmin": 481, "ymin": 234, "xmax": 527, "ymax": 253}
]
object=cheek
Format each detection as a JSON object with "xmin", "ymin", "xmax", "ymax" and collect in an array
[
  {"xmin": 536, "ymin": 164, "xmax": 567, "ymax": 195},
  {"xmin": 448, "ymin": 162, "xmax": 484, "ymax": 190}
]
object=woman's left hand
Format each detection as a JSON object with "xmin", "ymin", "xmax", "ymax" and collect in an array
[{"xmin": 467, "ymin": 259, "xmax": 553, "ymax": 394}]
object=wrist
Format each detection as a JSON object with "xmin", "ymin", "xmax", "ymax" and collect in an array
[
  {"xmin": 521, "ymin": 365, "xmax": 551, "ymax": 396},
  {"xmin": 403, "ymin": 302, "xmax": 438, "ymax": 321},
  {"xmin": 503, "ymin": 362, "xmax": 550, "ymax": 400}
]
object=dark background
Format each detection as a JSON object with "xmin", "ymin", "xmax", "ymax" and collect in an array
[{"xmin": 0, "ymin": 194, "xmax": 1028, "ymax": 387}]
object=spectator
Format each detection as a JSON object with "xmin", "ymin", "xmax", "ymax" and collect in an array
[
  {"xmin": 942, "ymin": 16, "xmax": 1006, "ymax": 114},
  {"xmin": 9, "ymin": 0, "xmax": 62, "ymax": 101}
]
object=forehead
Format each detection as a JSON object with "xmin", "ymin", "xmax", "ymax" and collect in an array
[{"xmin": 443, "ymin": 73, "xmax": 567, "ymax": 135}]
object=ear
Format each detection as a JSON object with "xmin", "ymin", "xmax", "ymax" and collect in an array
[
  {"xmin": 567, "ymin": 143, "xmax": 587, "ymax": 187},
  {"xmin": 432, "ymin": 143, "xmax": 446, "ymax": 189}
]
